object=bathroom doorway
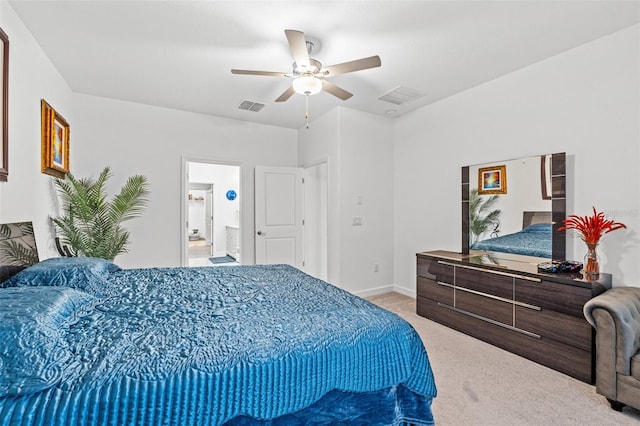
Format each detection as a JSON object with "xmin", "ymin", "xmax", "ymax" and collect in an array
[{"xmin": 184, "ymin": 160, "xmax": 241, "ymax": 267}]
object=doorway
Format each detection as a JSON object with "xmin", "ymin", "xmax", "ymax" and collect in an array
[
  {"xmin": 303, "ymin": 162, "xmax": 328, "ymax": 281},
  {"xmin": 184, "ymin": 160, "xmax": 241, "ymax": 267}
]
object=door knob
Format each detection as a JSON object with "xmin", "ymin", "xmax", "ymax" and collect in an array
[{"xmin": 257, "ymin": 231, "xmax": 266, "ymax": 236}]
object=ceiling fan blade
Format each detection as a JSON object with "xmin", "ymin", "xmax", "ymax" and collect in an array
[
  {"xmin": 322, "ymin": 55, "xmax": 381, "ymax": 76},
  {"xmin": 322, "ymin": 80, "xmax": 353, "ymax": 101},
  {"xmin": 285, "ymin": 29, "xmax": 310, "ymax": 70},
  {"xmin": 231, "ymin": 69, "xmax": 289, "ymax": 77},
  {"xmin": 275, "ymin": 85, "xmax": 296, "ymax": 102}
]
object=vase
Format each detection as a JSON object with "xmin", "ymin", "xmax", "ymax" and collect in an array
[{"xmin": 584, "ymin": 243, "xmax": 600, "ymax": 277}]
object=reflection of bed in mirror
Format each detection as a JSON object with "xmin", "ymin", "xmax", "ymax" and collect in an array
[{"xmin": 470, "ymin": 211, "xmax": 552, "ymax": 258}]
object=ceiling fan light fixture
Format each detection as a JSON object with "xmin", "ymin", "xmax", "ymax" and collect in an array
[{"xmin": 292, "ymin": 74, "xmax": 322, "ymax": 96}]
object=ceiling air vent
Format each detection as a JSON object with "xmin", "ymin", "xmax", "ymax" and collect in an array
[
  {"xmin": 238, "ymin": 101, "xmax": 265, "ymax": 112},
  {"xmin": 378, "ymin": 86, "xmax": 424, "ymax": 105}
]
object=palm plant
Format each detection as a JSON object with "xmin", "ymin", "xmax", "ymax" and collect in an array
[
  {"xmin": 0, "ymin": 222, "xmax": 39, "ymax": 266},
  {"xmin": 469, "ymin": 188, "xmax": 501, "ymax": 243},
  {"xmin": 52, "ymin": 167, "xmax": 150, "ymax": 261}
]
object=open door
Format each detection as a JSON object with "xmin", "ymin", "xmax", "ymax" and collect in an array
[{"xmin": 255, "ymin": 166, "xmax": 303, "ymax": 268}]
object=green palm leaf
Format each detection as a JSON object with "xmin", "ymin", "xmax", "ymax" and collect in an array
[
  {"xmin": 52, "ymin": 166, "xmax": 149, "ymax": 261},
  {"xmin": 469, "ymin": 188, "xmax": 501, "ymax": 243}
]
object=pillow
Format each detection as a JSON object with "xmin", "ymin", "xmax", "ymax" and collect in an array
[
  {"xmin": 1, "ymin": 257, "xmax": 119, "ymax": 292},
  {"xmin": 521, "ymin": 223, "xmax": 552, "ymax": 234},
  {"xmin": 0, "ymin": 286, "xmax": 96, "ymax": 397}
]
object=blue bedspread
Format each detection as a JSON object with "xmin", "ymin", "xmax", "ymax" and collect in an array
[
  {"xmin": 471, "ymin": 223, "xmax": 552, "ymax": 258},
  {"xmin": 0, "ymin": 264, "xmax": 436, "ymax": 425}
]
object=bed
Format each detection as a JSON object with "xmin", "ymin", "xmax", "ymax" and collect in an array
[
  {"xmin": 470, "ymin": 211, "xmax": 552, "ymax": 258},
  {"xmin": 0, "ymin": 223, "xmax": 436, "ymax": 425}
]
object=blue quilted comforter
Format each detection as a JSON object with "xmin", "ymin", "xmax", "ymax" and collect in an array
[
  {"xmin": 0, "ymin": 264, "xmax": 436, "ymax": 425},
  {"xmin": 471, "ymin": 223, "xmax": 552, "ymax": 258}
]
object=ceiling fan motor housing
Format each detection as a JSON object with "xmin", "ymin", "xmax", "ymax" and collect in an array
[{"xmin": 293, "ymin": 58, "xmax": 322, "ymax": 75}]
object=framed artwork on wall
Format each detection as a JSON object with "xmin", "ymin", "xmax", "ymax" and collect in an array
[
  {"xmin": 478, "ymin": 164, "xmax": 507, "ymax": 195},
  {"xmin": 41, "ymin": 99, "xmax": 70, "ymax": 178},
  {"xmin": 0, "ymin": 27, "xmax": 9, "ymax": 182}
]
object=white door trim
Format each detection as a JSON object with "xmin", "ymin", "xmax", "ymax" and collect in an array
[{"xmin": 303, "ymin": 161, "xmax": 328, "ymax": 281}]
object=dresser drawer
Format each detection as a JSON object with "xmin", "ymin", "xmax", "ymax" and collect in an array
[
  {"xmin": 417, "ymin": 295, "xmax": 458, "ymax": 326},
  {"xmin": 514, "ymin": 306, "xmax": 592, "ymax": 352},
  {"xmin": 418, "ymin": 262, "xmax": 455, "ymax": 284},
  {"xmin": 455, "ymin": 290, "xmax": 513, "ymax": 325},
  {"xmin": 455, "ymin": 267, "xmax": 514, "ymax": 300},
  {"xmin": 418, "ymin": 258, "xmax": 455, "ymax": 284},
  {"xmin": 417, "ymin": 277, "xmax": 454, "ymax": 305},
  {"xmin": 515, "ymin": 279, "xmax": 590, "ymax": 317}
]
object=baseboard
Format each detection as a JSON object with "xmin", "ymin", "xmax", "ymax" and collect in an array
[
  {"xmin": 392, "ymin": 285, "xmax": 416, "ymax": 298},
  {"xmin": 352, "ymin": 285, "xmax": 416, "ymax": 299},
  {"xmin": 352, "ymin": 285, "xmax": 395, "ymax": 298}
]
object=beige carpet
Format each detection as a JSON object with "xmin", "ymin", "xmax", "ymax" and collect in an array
[{"xmin": 366, "ymin": 292, "xmax": 640, "ymax": 426}]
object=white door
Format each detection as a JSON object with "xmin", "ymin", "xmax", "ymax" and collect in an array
[
  {"xmin": 205, "ymin": 186, "xmax": 214, "ymax": 257},
  {"xmin": 255, "ymin": 166, "xmax": 303, "ymax": 268}
]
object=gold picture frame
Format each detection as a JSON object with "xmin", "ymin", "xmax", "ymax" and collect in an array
[
  {"xmin": 41, "ymin": 99, "xmax": 69, "ymax": 178},
  {"xmin": 478, "ymin": 164, "xmax": 507, "ymax": 195}
]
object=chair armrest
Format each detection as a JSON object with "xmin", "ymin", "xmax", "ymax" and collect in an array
[{"xmin": 584, "ymin": 287, "xmax": 640, "ymax": 376}]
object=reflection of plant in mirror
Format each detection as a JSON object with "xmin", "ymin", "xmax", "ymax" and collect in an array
[
  {"xmin": 469, "ymin": 188, "xmax": 501, "ymax": 243},
  {"xmin": 468, "ymin": 252, "xmax": 501, "ymax": 265}
]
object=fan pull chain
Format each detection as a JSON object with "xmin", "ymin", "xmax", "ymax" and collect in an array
[{"xmin": 304, "ymin": 94, "xmax": 310, "ymax": 129}]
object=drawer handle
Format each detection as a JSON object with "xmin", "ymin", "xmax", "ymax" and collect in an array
[
  {"xmin": 437, "ymin": 281, "xmax": 541, "ymax": 311},
  {"xmin": 437, "ymin": 303, "xmax": 541, "ymax": 339},
  {"xmin": 437, "ymin": 261, "xmax": 541, "ymax": 282}
]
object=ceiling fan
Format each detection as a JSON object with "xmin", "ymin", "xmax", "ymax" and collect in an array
[{"xmin": 231, "ymin": 29, "xmax": 381, "ymax": 103}]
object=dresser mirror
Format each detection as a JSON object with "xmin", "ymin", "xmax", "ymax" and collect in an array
[{"xmin": 461, "ymin": 153, "xmax": 566, "ymax": 260}]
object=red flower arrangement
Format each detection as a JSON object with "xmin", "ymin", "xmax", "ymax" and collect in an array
[
  {"xmin": 558, "ymin": 207, "xmax": 626, "ymax": 276},
  {"xmin": 558, "ymin": 207, "xmax": 626, "ymax": 245}
]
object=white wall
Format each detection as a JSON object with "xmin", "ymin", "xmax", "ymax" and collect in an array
[
  {"xmin": 338, "ymin": 108, "xmax": 394, "ymax": 294},
  {"xmin": 298, "ymin": 107, "xmax": 394, "ymax": 294},
  {"xmin": 72, "ymin": 93, "xmax": 297, "ymax": 268},
  {"xmin": 0, "ymin": 1, "xmax": 73, "ymax": 258},
  {"xmin": 394, "ymin": 24, "xmax": 640, "ymax": 291}
]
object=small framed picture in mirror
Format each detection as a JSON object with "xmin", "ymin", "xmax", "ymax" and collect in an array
[{"xmin": 478, "ymin": 165, "xmax": 507, "ymax": 195}]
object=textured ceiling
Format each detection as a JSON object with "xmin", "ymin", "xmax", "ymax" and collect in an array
[{"xmin": 9, "ymin": 0, "xmax": 640, "ymax": 129}]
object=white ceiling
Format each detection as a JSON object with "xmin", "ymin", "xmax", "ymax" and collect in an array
[{"xmin": 9, "ymin": 0, "xmax": 640, "ymax": 129}]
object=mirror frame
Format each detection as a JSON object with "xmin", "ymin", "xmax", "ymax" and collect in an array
[
  {"xmin": 0, "ymin": 27, "xmax": 8, "ymax": 182},
  {"xmin": 462, "ymin": 152, "xmax": 566, "ymax": 260}
]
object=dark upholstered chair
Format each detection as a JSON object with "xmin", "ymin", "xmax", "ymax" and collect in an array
[{"xmin": 584, "ymin": 287, "xmax": 640, "ymax": 411}]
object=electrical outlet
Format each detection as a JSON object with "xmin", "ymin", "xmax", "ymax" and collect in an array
[{"xmin": 373, "ymin": 263, "xmax": 379, "ymax": 272}]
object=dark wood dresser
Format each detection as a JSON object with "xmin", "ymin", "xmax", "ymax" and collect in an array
[{"xmin": 416, "ymin": 250, "xmax": 612, "ymax": 383}]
